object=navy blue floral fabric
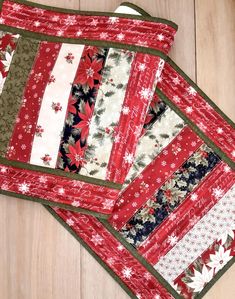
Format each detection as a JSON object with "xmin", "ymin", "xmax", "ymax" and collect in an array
[{"xmin": 120, "ymin": 144, "xmax": 220, "ymax": 247}]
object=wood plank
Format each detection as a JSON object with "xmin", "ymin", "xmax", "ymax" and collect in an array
[{"xmin": 195, "ymin": 1, "xmax": 235, "ymax": 297}]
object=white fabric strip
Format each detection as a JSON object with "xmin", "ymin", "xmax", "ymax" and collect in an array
[
  {"xmin": 30, "ymin": 43, "xmax": 84, "ymax": 168},
  {"xmin": 154, "ymin": 184, "xmax": 235, "ymax": 285},
  {"xmin": 124, "ymin": 108, "xmax": 185, "ymax": 186}
]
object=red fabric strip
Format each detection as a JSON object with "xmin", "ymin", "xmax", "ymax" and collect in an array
[
  {"xmin": 158, "ymin": 63, "xmax": 235, "ymax": 162},
  {"xmin": 109, "ymin": 126, "xmax": 203, "ymax": 230},
  {"xmin": 53, "ymin": 208, "xmax": 174, "ymax": 299},
  {"xmin": 0, "ymin": 164, "xmax": 119, "ymax": 215},
  {"xmin": 106, "ymin": 54, "xmax": 162, "ymax": 184},
  {"xmin": 138, "ymin": 161, "xmax": 235, "ymax": 264},
  {"xmin": 1, "ymin": 0, "xmax": 176, "ymax": 54},
  {"xmin": 6, "ymin": 41, "xmax": 61, "ymax": 162}
]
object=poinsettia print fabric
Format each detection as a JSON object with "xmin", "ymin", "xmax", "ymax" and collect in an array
[
  {"xmin": 154, "ymin": 185, "xmax": 235, "ymax": 285},
  {"xmin": 0, "ymin": 31, "xmax": 18, "ymax": 92},
  {"xmin": 120, "ymin": 144, "xmax": 220, "ymax": 247},
  {"xmin": 78, "ymin": 48, "xmax": 134, "ymax": 179},
  {"xmin": 175, "ymin": 227, "xmax": 235, "ymax": 298},
  {"xmin": 56, "ymin": 46, "xmax": 108, "ymax": 173}
]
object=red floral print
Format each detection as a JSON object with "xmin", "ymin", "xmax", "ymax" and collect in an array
[
  {"xmin": 35, "ymin": 125, "xmax": 44, "ymax": 137},
  {"xmin": 65, "ymin": 52, "xmax": 74, "ymax": 63},
  {"xmin": 41, "ymin": 154, "xmax": 52, "ymax": 166},
  {"xmin": 66, "ymin": 141, "xmax": 85, "ymax": 168},
  {"xmin": 73, "ymin": 102, "xmax": 94, "ymax": 141},
  {"xmin": 52, "ymin": 102, "xmax": 62, "ymax": 113},
  {"xmin": 76, "ymin": 56, "xmax": 103, "ymax": 88}
]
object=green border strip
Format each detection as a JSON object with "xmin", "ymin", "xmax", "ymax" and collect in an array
[
  {"xmin": 0, "ymin": 189, "xmax": 110, "ymax": 219},
  {"xmin": 156, "ymin": 88, "xmax": 235, "ymax": 170},
  {"xmin": 0, "ymin": 0, "xmax": 177, "ymax": 29},
  {"xmin": 44, "ymin": 205, "xmax": 137, "ymax": 299},
  {"xmin": 0, "ymin": 156, "xmax": 122, "ymax": 190}
]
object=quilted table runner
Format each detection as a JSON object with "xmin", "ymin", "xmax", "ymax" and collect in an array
[{"xmin": 0, "ymin": 1, "xmax": 234, "ymax": 299}]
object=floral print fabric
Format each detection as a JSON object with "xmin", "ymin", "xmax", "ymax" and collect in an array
[
  {"xmin": 57, "ymin": 46, "xmax": 108, "ymax": 173},
  {"xmin": 121, "ymin": 144, "xmax": 220, "ymax": 247}
]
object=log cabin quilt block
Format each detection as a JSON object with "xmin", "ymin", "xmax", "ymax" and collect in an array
[{"xmin": 0, "ymin": 1, "xmax": 235, "ymax": 299}]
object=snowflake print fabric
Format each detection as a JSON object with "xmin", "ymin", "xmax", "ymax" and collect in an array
[{"xmin": 0, "ymin": 2, "xmax": 235, "ymax": 299}]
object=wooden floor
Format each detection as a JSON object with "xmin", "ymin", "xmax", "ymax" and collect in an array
[{"xmin": 0, "ymin": 1, "xmax": 235, "ymax": 298}]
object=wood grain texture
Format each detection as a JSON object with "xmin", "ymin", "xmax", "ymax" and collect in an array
[{"xmin": 0, "ymin": 0, "xmax": 234, "ymax": 298}]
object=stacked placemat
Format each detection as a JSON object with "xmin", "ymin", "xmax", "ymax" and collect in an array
[{"xmin": 0, "ymin": 1, "xmax": 234, "ymax": 298}]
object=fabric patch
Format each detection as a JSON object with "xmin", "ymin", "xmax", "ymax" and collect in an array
[
  {"xmin": 30, "ymin": 43, "xmax": 85, "ymax": 168},
  {"xmin": 0, "ymin": 37, "xmax": 39, "ymax": 156},
  {"xmin": 56, "ymin": 46, "xmax": 109, "ymax": 174},
  {"xmin": 154, "ymin": 185, "xmax": 235, "ymax": 285},
  {"xmin": 121, "ymin": 144, "xmax": 220, "ymax": 247},
  {"xmin": 7, "ymin": 41, "xmax": 61, "ymax": 162}
]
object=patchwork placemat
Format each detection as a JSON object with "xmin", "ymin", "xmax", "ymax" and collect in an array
[
  {"xmin": 0, "ymin": 0, "xmax": 177, "ymax": 218},
  {"xmin": 0, "ymin": 1, "xmax": 234, "ymax": 299}
]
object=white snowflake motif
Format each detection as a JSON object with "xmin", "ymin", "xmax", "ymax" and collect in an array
[
  {"xmin": 190, "ymin": 194, "xmax": 198, "ymax": 201},
  {"xmin": 138, "ymin": 63, "xmax": 146, "ymax": 72},
  {"xmin": 132, "ymin": 202, "xmax": 137, "ymax": 207},
  {"xmin": 134, "ymin": 192, "xmax": 140, "ymax": 198},
  {"xmin": 114, "ymin": 134, "xmax": 120, "ymax": 143},
  {"xmin": 71, "ymin": 201, "xmax": 80, "ymax": 207},
  {"xmin": 39, "ymin": 176, "xmax": 47, "ymax": 184},
  {"xmin": 186, "ymin": 106, "xmax": 193, "ymax": 114},
  {"xmin": 116, "ymin": 33, "xmax": 125, "ymax": 41},
  {"xmin": 57, "ymin": 30, "xmax": 64, "ymax": 37},
  {"xmin": 216, "ymin": 127, "xmax": 223, "ymax": 134},
  {"xmin": 157, "ymin": 33, "xmax": 164, "ymax": 41},
  {"xmin": 76, "ymin": 30, "xmax": 83, "ymax": 37},
  {"xmin": 224, "ymin": 165, "xmax": 231, "ymax": 173},
  {"xmin": 12, "ymin": 4, "xmax": 22, "ymax": 11},
  {"xmin": 187, "ymin": 86, "xmax": 197, "ymax": 96},
  {"xmin": 112, "ymin": 214, "xmax": 118, "ymax": 220},
  {"xmin": 122, "ymin": 106, "xmax": 130, "ymax": 115},
  {"xmin": 154, "ymin": 295, "xmax": 161, "ymax": 299},
  {"xmin": 168, "ymin": 213, "xmax": 176, "ymax": 221},
  {"xmin": 122, "ymin": 267, "xmax": 133, "ymax": 279},
  {"xmin": 102, "ymin": 199, "xmax": 114, "ymax": 210},
  {"xmin": 161, "ymin": 161, "xmax": 167, "ymax": 166},
  {"xmin": 66, "ymin": 218, "xmax": 74, "ymax": 226},
  {"xmin": 21, "ymin": 144, "xmax": 26, "ymax": 150},
  {"xmin": 167, "ymin": 234, "xmax": 178, "ymax": 246},
  {"xmin": 90, "ymin": 19, "xmax": 98, "ymax": 26},
  {"xmin": 58, "ymin": 187, "xmax": 65, "ymax": 195},
  {"xmin": 212, "ymin": 187, "xmax": 223, "ymax": 200},
  {"xmin": 33, "ymin": 21, "xmax": 40, "ymax": 27},
  {"xmin": 64, "ymin": 16, "xmax": 76, "ymax": 26},
  {"xmin": 198, "ymin": 121, "xmax": 207, "ymax": 131},
  {"xmin": 139, "ymin": 87, "xmax": 153, "ymax": 101},
  {"xmin": 100, "ymin": 32, "xmax": 108, "ymax": 39},
  {"xmin": 108, "ymin": 17, "xmax": 119, "ymax": 24},
  {"xmin": 0, "ymin": 166, "xmax": 8, "ymax": 173},
  {"xmin": 117, "ymin": 244, "xmax": 124, "ymax": 251},
  {"xmin": 18, "ymin": 182, "xmax": 30, "ymax": 194},
  {"xmin": 170, "ymin": 163, "xmax": 175, "ymax": 169},
  {"xmin": 91, "ymin": 234, "xmax": 103, "ymax": 246},
  {"xmin": 172, "ymin": 77, "xmax": 180, "ymax": 85},
  {"xmin": 173, "ymin": 95, "xmax": 181, "ymax": 103},
  {"xmin": 124, "ymin": 152, "xmax": 134, "ymax": 164},
  {"xmin": 137, "ymin": 40, "xmax": 148, "ymax": 47},
  {"xmin": 51, "ymin": 15, "xmax": 60, "ymax": 22}
]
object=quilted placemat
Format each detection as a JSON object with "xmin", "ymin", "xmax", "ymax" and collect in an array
[
  {"xmin": 0, "ymin": 0, "xmax": 177, "ymax": 218},
  {"xmin": 0, "ymin": 1, "xmax": 235, "ymax": 299}
]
